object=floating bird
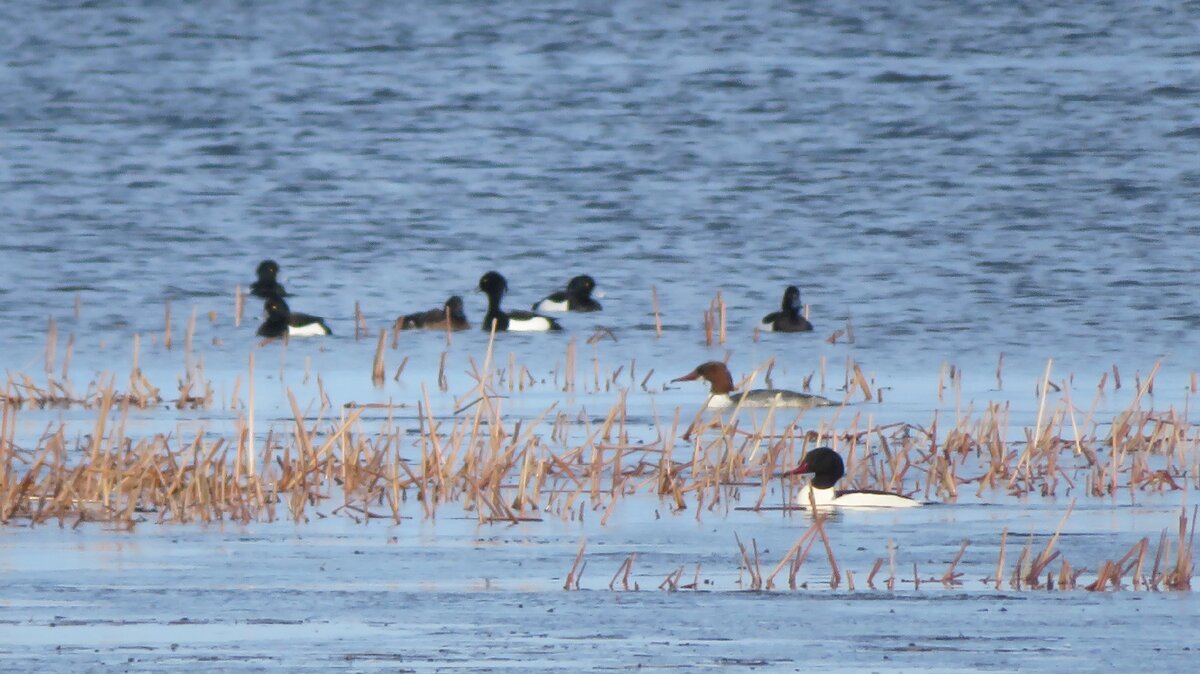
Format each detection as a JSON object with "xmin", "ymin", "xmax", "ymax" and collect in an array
[
  {"xmin": 256, "ymin": 297, "xmax": 331, "ymax": 338},
  {"xmin": 533, "ymin": 275, "xmax": 602, "ymax": 312},
  {"xmin": 672, "ymin": 361, "xmax": 835, "ymax": 409},
  {"xmin": 477, "ymin": 271, "xmax": 563, "ymax": 332},
  {"xmin": 398, "ymin": 295, "xmax": 470, "ymax": 331},
  {"xmin": 250, "ymin": 259, "xmax": 288, "ymax": 299},
  {"xmin": 760, "ymin": 286, "xmax": 812, "ymax": 332},
  {"xmin": 782, "ymin": 446, "xmax": 922, "ymax": 508}
]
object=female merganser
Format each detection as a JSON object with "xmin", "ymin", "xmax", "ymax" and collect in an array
[
  {"xmin": 398, "ymin": 295, "xmax": 470, "ymax": 331},
  {"xmin": 761, "ymin": 286, "xmax": 812, "ymax": 332},
  {"xmin": 671, "ymin": 361, "xmax": 836, "ymax": 409},
  {"xmin": 257, "ymin": 297, "xmax": 332, "ymax": 338},
  {"xmin": 478, "ymin": 271, "xmax": 563, "ymax": 332},
  {"xmin": 533, "ymin": 275, "xmax": 602, "ymax": 312},
  {"xmin": 783, "ymin": 447, "xmax": 921, "ymax": 508},
  {"xmin": 250, "ymin": 259, "xmax": 288, "ymax": 299}
]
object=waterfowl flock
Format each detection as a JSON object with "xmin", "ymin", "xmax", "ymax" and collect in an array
[
  {"xmin": 249, "ymin": 261, "xmax": 812, "ymax": 338},
  {"xmin": 247, "ymin": 260, "xmax": 915, "ymax": 508}
]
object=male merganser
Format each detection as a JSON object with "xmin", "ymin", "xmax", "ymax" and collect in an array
[
  {"xmin": 783, "ymin": 447, "xmax": 921, "ymax": 508},
  {"xmin": 761, "ymin": 286, "xmax": 812, "ymax": 332},
  {"xmin": 533, "ymin": 275, "xmax": 602, "ymax": 312},
  {"xmin": 398, "ymin": 295, "xmax": 470, "ymax": 331},
  {"xmin": 256, "ymin": 297, "xmax": 332, "ymax": 338},
  {"xmin": 671, "ymin": 361, "xmax": 836, "ymax": 409},
  {"xmin": 250, "ymin": 259, "xmax": 288, "ymax": 299},
  {"xmin": 478, "ymin": 271, "xmax": 563, "ymax": 332}
]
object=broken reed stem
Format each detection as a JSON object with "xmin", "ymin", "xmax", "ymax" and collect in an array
[
  {"xmin": 563, "ymin": 537, "xmax": 587, "ymax": 590},
  {"xmin": 371, "ymin": 329, "xmax": 386, "ymax": 387}
]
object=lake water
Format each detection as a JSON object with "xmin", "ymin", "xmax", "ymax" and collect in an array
[{"xmin": 2, "ymin": 0, "xmax": 1198, "ymax": 671}]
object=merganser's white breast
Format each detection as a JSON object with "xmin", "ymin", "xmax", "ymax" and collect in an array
[{"xmin": 795, "ymin": 485, "xmax": 921, "ymax": 509}]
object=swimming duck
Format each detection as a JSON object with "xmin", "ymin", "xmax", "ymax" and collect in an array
[
  {"xmin": 256, "ymin": 297, "xmax": 332, "ymax": 338},
  {"xmin": 398, "ymin": 295, "xmax": 470, "ymax": 331},
  {"xmin": 783, "ymin": 446, "xmax": 921, "ymax": 508},
  {"xmin": 478, "ymin": 271, "xmax": 563, "ymax": 332},
  {"xmin": 250, "ymin": 259, "xmax": 288, "ymax": 299},
  {"xmin": 533, "ymin": 275, "xmax": 602, "ymax": 312},
  {"xmin": 761, "ymin": 286, "xmax": 812, "ymax": 332},
  {"xmin": 671, "ymin": 361, "xmax": 835, "ymax": 409}
]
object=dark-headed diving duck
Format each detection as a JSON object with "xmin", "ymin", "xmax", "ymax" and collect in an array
[
  {"xmin": 256, "ymin": 297, "xmax": 332, "ymax": 338},
  {"xmin": 250, "ymin": 259, "xmax": 288, "ymax": 300},
  {"xmin": 533, "ymin": 275, "xmax": 602, "ymax": 313},
  {"xmin": 761, "ymin": 286, "xmax": 812, "ymax": 332},
  {"xmin": 478, "ymin": 271, "xmax": 563, "ymax": 332}
]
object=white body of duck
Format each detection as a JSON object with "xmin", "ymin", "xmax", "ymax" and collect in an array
[
  {"xmin": 785, "ymin": 447, "xmax": 921, "ymax": 509},
  {"xmin": 672, "ymin": 362, "xmax": 835, "ymax": 410}
]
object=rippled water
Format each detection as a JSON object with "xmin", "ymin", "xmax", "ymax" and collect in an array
[
  {"xmin": 3, "ymin": 0, "xmax": 1200, "ymax": 378},
  {"xmin": 2, "ymin": 1, "xmax": 1199, "ymax": 671}
]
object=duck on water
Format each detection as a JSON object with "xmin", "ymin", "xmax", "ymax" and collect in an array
[
  {"xmin": 478, "ymin": 271, "xmax": 563, "ymax": 332},
  {"xmin": 256, "ymin": 297, "xmax": 332, "ymax": 338},
  {"xmin": 782, "ymin": 447, "xmax": 922, "ymax": 508},
  {"xmin": 672, "ymin": 361, "xmax": 836, "ymax": 409}
]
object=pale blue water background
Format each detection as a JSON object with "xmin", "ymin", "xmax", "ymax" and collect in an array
[{"xmin": 2, "ymin": 1, "xmax": 1199, "ymax": 671}]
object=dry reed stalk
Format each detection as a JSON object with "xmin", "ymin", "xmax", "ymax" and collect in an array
[
  {"xmin": 371, "ymin": 329, "xmax": 386, "ymax": 387},
  {"xmin": 867, "ymin": 559, "xmax": 883, "ymax": 590},
  {"xmin": 354, "ymin": 301, "xmax": 364, "ymax": 340},
  {"xmin": 60, "ymin": 334, "xmax": 74, "ymax": 382},
  {"xmin": 45, "ymin": 319, "xmax": 57, "ymax": 374},
  {"xmin": 717, "ymin": 291, "xmax": 726, "ymax": 344},
  {"xmin": 234, "ymin": 285, "xmax": 244, "ymax": 327},
  {"xmin": 941, "ymin": 540, "xmax": 970, "ymax": 586},
  {"xmin": 994, "ymin": 528, "xmax": 1008, "ymax": 591},
  {"xmin": 765, "ymin": 527, "xmax": 817, "ymax": 590},
  {"xmin": 563, "ymin": 538, "xmax": 587, "ymax": 590},
  {"xmin": 1025, "ymin": 501, "xmax": 1074, "ymax": 586},
  {"xmin": 563, "ymin": 338, "xmax": 577, "ymax": 393},
  {"xmin": 886, "ymin": 539, "xmax": 896, "ymax": 591},
  {"xmin": 852, "ymin": 361, "xmax": 872, "ymax": 402},
  {"xmin": 246, "ymin": 351, "xmax": 256, "ymax": 480},
  {"xmin": 651, "ymin": 286, "xmax": 662, "ymax": 338},
  {"xmin": 185, "ymin": 305, "xmax": 197, "ymax": 370},
  {"xmin": 609, "ymin": 553, "xmax": 637, "ymax": 591}
]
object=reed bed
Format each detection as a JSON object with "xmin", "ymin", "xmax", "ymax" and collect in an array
[{"xmin": 1, "ymin": 329, "xmax": 1196, "ymax": 591}]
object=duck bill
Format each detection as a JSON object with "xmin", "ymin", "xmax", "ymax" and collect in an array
[
  {"xmin": 671, "ymin": 371, "xmax": 700, "ymax": 383},
  {"xmin": 779, "ymin": 460, "xmax": 811, "ymax": 477}
]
